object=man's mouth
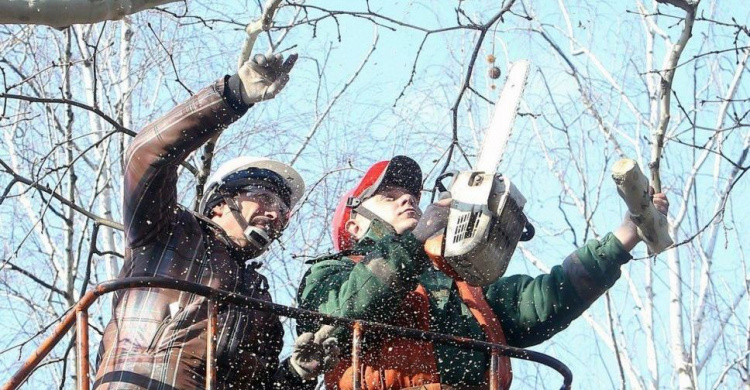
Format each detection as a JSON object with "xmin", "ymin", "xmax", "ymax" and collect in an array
[
  {"xmin": 250, "ymin": 217, "xmax": 273, "ymax": 231},
  {"xmin": 399, "ymin": 208, "xmax": 418, "ymax": 218}
]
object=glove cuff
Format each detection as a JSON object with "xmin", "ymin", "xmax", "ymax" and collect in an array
[
  {"xmin": 274, "ymin": 357, "xmax": 317, "ymax": 388},
  {"xmin": 225, "ymin": 74, "xmax": 253, "ymax": 111},
  {"xmin": 289, "ymin": 356, "xmax": 318, "ymax": 381}
]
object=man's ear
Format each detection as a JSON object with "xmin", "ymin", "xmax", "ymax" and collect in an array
[
  {"xmin": 211, "ymin": 202, "xmax": 227, "ymax": 218},
  {"xmin": 345, "ymin": 218, "xmax": 361, "ymax": 239}
]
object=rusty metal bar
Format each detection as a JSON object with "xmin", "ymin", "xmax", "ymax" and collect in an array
[
  {"xmin": 351, "ymin": 322, "xmax": 363, "ymax": 390},
  {"xmin": 206, "ymin": 299, "xmax": 218, "ymax": 390},
  {"xmin": 3, "ymin": 291, "xmax": 98, "ymax": 390},
  {"xmin": 75, "ymin": 308, "xmax": 90, "ymax": 390},
  {"xmin": 4, "ymin": 277, "xmax": 573, "ymax": 390},
  {"xmin": 489, "ymin": 348, "xmax": 499, "ymax": 390}
]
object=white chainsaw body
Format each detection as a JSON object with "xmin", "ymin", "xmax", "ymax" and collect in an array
[
  {"xmin": 439, "ymin": 60, "xmax": 531, "ymax": 286},
  {"xmin": 443, "ymin": 172, "xmax": 526, "ymax": 286}
]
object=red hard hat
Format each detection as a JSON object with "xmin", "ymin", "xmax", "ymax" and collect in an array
[{"xmin": 332, "ymin": 156, "xmax": 422, "ymax": 251}]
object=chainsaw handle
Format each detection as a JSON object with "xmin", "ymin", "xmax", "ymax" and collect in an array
[
  {"xmin": 520, "ymin": 217, "xmax": 535, "ymax": 242},
  {"xmin": 431, "ymin": 171, "xmax": 456, "ymax": 203},
  {"xmin": 434, "ymin": 172, "xmax": 455, "ymax": 193}
]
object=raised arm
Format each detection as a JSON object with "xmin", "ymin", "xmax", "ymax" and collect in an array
[
  {"xmin": 122, "ymin": 78, "xmax": 245, "ymax": 246},
  {"xmin": 487, "ymin": 192, "xmax": 670, "ymax": 347},
  {"xmin": 122, "ymin": 54, "xmax": 297, "ymax": 247},
  {"xmin": 486, "ymin": 233, "xmax": 631, "ymax": 348}
]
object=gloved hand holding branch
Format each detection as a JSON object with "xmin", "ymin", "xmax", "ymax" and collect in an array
[
  {"xmin": 611, "ymin": 158, "xmax": 673, "ymax": 253},
  {"xmin": 237, "ymin": 53, "xmax": 298, "ymax": 104}
]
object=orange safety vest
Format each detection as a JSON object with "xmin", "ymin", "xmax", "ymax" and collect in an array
[
  {"xmin": 327, "ymin": 251, "xmax": 513, "ymax": 390},
  {"xmin": 325, "ymin": 284, "xmax": 440, "ymax": 389}
]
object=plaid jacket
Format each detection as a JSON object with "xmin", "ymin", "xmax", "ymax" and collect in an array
[{"xmin": 95, "ymin": 77, "xmax": 308, "ymax": 390}]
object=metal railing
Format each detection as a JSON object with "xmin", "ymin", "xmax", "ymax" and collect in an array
[{"xmin": 2, "ymin": 277, "xmax": 573, "ymax": 390}]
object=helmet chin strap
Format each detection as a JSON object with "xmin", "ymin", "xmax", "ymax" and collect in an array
[
  {"xmin": 352, "ymin": 206, "xmax": 396, "ymax": 238},
  {"xmin": 223, "ymin": 195, "xmax": 272, "ymax": 258}
]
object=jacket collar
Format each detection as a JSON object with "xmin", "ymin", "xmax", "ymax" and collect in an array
[
  {"xmin": 305, "ymin": 220, "xmax": 405, "ymax": 264},
  {"xmin": 355, "ymin": 218, "xmax": 398, "ymax": 249}
]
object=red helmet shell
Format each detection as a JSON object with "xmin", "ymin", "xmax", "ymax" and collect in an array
[
  {"xmin": 332, "ymin": 157, "xmax": 422, "ymax": 251},
  {"xmin": 332, "ymin": 161, "xmax": 389, "ymax": 251}
]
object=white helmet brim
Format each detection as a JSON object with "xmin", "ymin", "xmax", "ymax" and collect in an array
[{"xmin": 200, "ymin": 156, "xmax": 305, "ymax": 215}]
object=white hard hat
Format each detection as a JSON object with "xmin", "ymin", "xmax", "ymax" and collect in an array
[{"xmin": 199, "ymin": 156, "xmax": 305, "ymax": 215}]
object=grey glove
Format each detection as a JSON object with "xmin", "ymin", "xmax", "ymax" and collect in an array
[
  {"xmin": 412, "ymin": 197, "xmax": 452, "ymax": 243},
  {"xmin": 290, "ymin": 325, "xmax": 341, "ymax": 381},
  {"xmin": 238, "ymin": 52, "xmax": 298, "ymax": 104}
]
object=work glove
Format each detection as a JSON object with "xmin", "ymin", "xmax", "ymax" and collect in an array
[
  {"xmin": 412, "ymin": 197, "xmax": 452, "ymax": 243},
  {"xmin": 238, "ymin": 52, "xmax": 298, "ymax": 104},
  {"xmin": 290, "ymin": 325, "xmax": 341, "ymax": 381}
]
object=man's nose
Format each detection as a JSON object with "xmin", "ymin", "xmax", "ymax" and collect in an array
[{"xmin": 397, "ymin": 194, "xmax": 416, "ymax": 207}]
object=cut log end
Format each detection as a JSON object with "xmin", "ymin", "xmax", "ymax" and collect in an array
[
  {"xmin": 611, "ymin": 158, "xmax": 673, "ymax": 254},
  {"xmin": 611, "ymin": 158, "xmax": 636, "ymax": 174}
]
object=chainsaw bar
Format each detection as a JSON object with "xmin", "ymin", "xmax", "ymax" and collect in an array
[{"xmin": 475, "ymin": 60, "xmax": 530, "ymax": 173}]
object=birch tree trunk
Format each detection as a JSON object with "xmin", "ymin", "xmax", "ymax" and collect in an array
[
  {"xmin": 61, "ymin": 27, "xmax": 83, "ymax": 388},
  {"xmin": 72, "ymin": 24, "xmax": 122, "ymax": 280}
]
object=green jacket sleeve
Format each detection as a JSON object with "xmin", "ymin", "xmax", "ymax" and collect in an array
[
  {"xmin": 297, "ymin": 232, "xmax": 427, "ymax": 334},
  {"xmin": 485, "ymin": 233, "xmax": 632, "ymax": 348}
]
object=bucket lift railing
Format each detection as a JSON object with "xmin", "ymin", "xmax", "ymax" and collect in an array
[{"xmin": 2, "ymin": 277, "xmax": 573, "ymax": 390}]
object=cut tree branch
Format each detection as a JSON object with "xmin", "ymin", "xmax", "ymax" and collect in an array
[
  {"xmin": 612, "ymin": 158, "xmax": 673, "ymax": 253},
  {"xmin": 0, "ymin": 0, "xmax": 180, "ymax": 28}
]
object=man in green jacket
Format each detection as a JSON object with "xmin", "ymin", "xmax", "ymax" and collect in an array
[{"xmin": 297, "ymin": 155, "xmax": 669, "ymax": 390}]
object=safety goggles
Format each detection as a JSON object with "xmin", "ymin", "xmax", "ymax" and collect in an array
[{"xmin": 236, "ymin": 189, "xmax": 291, "ymax": 223}]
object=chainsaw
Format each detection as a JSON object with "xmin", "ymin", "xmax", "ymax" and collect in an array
[{"xmin": 426, "ymin": 60, "xmax": 534, "ymax": 287}]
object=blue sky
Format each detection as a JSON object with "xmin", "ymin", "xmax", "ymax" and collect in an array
[{"xmin": 0, "ymin": 0, "xmax": 748, "ymax": 388}]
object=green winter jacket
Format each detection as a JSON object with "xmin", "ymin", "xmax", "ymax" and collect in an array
[{"xmin": 297, "ymin": 220, "xmax": 632, "ymax": 386}]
